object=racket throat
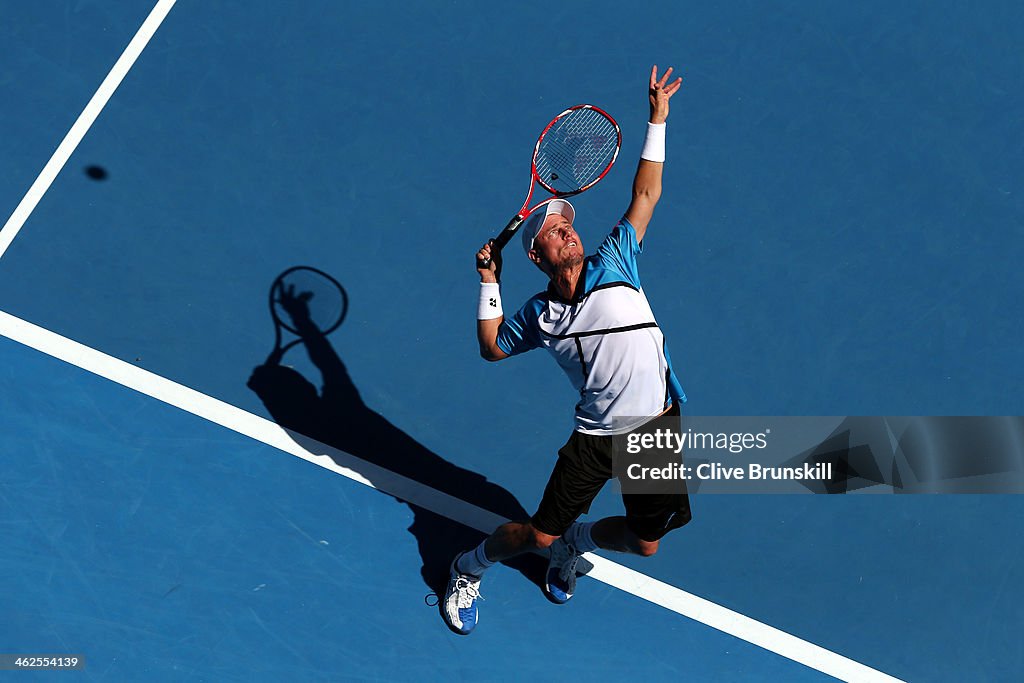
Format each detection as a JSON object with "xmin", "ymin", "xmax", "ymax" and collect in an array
[{"xmin": 493, "ymin": 215, "xmax": 525, "ymax": 250}]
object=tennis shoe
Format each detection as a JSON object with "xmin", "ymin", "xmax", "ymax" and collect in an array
[
  {"xmin": 545, "ymin": 537, "xmax": 591, "ymax": 604},
  {"xmin": 440, "ymin": 553, "xmax": 482, "ymax": 635}
]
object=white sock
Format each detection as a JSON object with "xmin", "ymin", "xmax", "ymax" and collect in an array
[
  {"xmin": 564, "ymin": 521, "xmax": 599, "ymax": 554},
  {"xmin": 455, "ymin": 541, "xmax": 495, "ymax": 577}
]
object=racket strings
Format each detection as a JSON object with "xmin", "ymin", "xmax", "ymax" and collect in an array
[{"xmin": 536, "ymin": 110, "xmax": 618, "ymax": 193}]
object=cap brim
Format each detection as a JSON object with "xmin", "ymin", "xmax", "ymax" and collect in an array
[{"xmin": 522, "ymin": 199, "xmax": 576, "ymax": 256}]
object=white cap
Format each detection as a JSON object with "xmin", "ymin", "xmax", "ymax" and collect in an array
[{"xmin": 521, "ymin": 199, "xmax": 576, "ymax": 256}]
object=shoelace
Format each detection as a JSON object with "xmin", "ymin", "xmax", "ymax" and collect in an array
[
  {"xmin": 423, "ymin": 574, "xmax": 485, "ymax": 609},
  {"xmin": 454, "ymin": 577, "xmax": 482, "ymax": 609}
]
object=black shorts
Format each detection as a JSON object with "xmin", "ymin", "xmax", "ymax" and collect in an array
[{"xmin": 530, "ymin": 404, "xmax": 692, "ymax": 542}]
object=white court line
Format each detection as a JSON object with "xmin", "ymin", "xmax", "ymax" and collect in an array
[
  {"xmin": 0, "ymin": 0, "xmax": 178, "ymax": 260},
  {"xmin": 0, "ymin": 310, "xmax": 904, "ymax": 683}
]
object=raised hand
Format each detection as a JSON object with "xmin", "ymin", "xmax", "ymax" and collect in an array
[
  {"xmin": 649, "ymin": 65, "xmax": 683, "ymax": 124},
  {"xmin": 276, "ymin": 282, "xmax": 313, "ymax": 325}
]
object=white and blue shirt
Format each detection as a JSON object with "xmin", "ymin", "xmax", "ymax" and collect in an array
[{"xmin": 497, "ymin": 217, "xmax": 686, "ymax": 435}]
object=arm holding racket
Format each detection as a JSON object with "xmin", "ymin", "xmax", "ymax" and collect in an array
[
  {"xmin": 476, "ymin": 241, "xmax": 509, "ymax": 361},
  {"xmin": 625, "ymin": 65, "xmax": 683, "ymax": 243},
  {"xmin": 474, "ymin": 103, "xmax": 621, "ymax": 359}
]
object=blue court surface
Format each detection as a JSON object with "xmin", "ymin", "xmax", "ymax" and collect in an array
[{"xmin": 2, "ymin": 1, "xmax": 1022, "ymax": 681}]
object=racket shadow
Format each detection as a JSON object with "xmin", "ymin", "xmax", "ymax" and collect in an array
[{"xmin": 247, "ymin": 267, "xmax": 545, "ymax": 596}]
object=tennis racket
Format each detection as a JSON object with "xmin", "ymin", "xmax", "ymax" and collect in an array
[
  {"xmin": 267, "ymin": 266, "xmax": 348, "ymax": 364},
  {"xmin": 478, "ymin": 104, "xmax": 621, "ymax": 269}
]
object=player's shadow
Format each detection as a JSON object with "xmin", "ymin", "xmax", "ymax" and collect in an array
[{"xmin": 246, "ymin": 268, "xmax": 544, "ymax": 595}]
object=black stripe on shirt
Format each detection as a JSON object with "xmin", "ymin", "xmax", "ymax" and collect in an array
[
  {"xmin": 574, "ymin": 337, "xmax": 589, "ymax": 378},
  {"xmin": 587, "ymin": 280, "xmax": 639, "ymax": 295},
  {"xmin": 539, "ymin": 321, "xmax": 659, "ymax": 340},
  {"xmin": 544, "ymin": 278, "xmax": 639, "ymax": 304}
]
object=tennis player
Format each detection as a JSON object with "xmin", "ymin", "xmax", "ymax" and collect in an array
[{"xmin": 442, "ymin": 66, "xmax": 691, "ymax": 635}]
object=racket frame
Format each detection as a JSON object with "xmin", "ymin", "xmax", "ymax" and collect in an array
[{"xmin": 268, "ymin": 265, "xmax": 348, "ymax": 362}]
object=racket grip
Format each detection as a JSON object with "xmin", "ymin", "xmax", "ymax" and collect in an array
[{"xmin": 479, "ymin": 215, "xmax": 524, "ymax": 269}]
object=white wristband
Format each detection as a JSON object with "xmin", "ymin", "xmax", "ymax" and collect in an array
[
  {"xmin": 640, "ymin": 122, "xmax": 666, "ymax": 162},
  {"xmin": 478, "ymin": 282, "xmax": 503, "ymax": 320}
]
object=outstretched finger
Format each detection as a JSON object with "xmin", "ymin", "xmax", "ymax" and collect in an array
[
  {"xmin": 664, "ymin": 76, "xmax": 683, "ymax": 97},
  {"xmin": 657, "ymin": 66, "xmax": 674, "ymax": 89},
  {"xmin": 649, "ymin": 64, "xmax": 658, "ymax": 89}
]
